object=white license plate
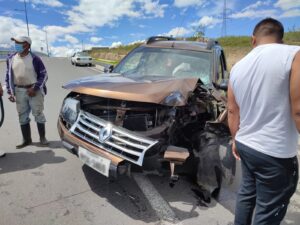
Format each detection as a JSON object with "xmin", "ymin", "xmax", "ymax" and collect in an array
[{"xmin": 78, "ymin": 147, "xmax": 111, "ymax": 177}]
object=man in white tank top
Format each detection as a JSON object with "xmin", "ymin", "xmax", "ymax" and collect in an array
[{"xmin": 228, "ymin": 18, "xmax": 300, "ymax": 225}]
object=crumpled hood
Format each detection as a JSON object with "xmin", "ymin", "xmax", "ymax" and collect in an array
[{"xmin": 63, "ymin": 73, "xmax": 198, "ymax": 105}]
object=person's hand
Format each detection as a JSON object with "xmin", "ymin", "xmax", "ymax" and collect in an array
[
  {"xmin": 232, "ymin": 141, "xmax": 240, "ymax": 160},
  {"xmin": 27, "ymin": 87, "xmax": 36, "ymax": 97},
  {"xmin": 8, "ymin": 95, "xmax": 16, "ymax": 102},
  {"xmin": 0, "ymin": 86, "xmax": 3, "ymax": 97}
]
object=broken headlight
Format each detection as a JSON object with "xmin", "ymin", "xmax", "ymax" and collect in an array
[{"xmin": 61, "ymin": 98, "xmax": 80, "ymax": 125}]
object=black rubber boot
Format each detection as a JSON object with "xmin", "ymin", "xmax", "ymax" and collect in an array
[
  {"xmin": 37, "ymin": 123, "xmax": 49, "ymax": 146},
  {"xmin": 16, "ymin": 123, "xmax": 32, "ymax": 149}
]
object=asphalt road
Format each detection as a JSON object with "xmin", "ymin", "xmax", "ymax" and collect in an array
[{"xmin": 0, "ymin": 57, "xmax": 299, "ymax": 225}]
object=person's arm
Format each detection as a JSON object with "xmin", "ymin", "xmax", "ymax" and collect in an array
[
  {"xmin": 290, "ymin": 51, "xmax": 300, "ymax": 133},
  {"xmin": 28, "ymin": 55, "xmax": 48, "ymax": 97},
  {"xmin": 227, "ymin": 83, "xmax": 240, "ymax": 160}
]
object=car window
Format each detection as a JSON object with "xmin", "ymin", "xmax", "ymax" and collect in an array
[
  {"xmin": 77, "ymin": 52, "xmax": 89, "ymax": 57},
  {"xmin": 117, "ymin": 52, "xmax": 143, "ymax": 74},
  {"xmin": 114, "ymin": 47, "xmax": 213, "ymax": 85}
]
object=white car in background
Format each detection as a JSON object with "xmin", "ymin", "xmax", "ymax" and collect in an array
[{"xmin": 71, "ymin": 52, "xmax": 93, "ymax": 66}]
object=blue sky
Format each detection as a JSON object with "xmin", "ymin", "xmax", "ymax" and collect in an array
[{"xmin": 0, "ymin": 0, "xmax": 299, "ymax": 56}]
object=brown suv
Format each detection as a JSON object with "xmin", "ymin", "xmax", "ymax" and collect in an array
[{"xmin": 58, "ymin": 36, "xmax": 235, "ymax": 197}]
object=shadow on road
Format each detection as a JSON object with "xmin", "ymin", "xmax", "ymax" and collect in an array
[
  {"xmin": 82, "ymin": 164, "xmax": 230, "ymax": 223},
  {"xmin": 0, "ymin": 149, "xmax": 66, "ymax": 174},
  {"xmin": 31, "ymin": 140, "xmax": 63, "ymax": 149},
  {"xmin": 82, "ymin": 165, "xmax": 159, "ymax": 223}
]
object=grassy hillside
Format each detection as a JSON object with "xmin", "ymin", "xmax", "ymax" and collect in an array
[{"xmin": 89, "ymin": 31, "xmax": 300, "ymax": 70}]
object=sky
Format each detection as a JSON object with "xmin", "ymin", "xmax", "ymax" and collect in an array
[{"xmin": 0, "ymin": 0, "xmax": 299, "ymax": 56}]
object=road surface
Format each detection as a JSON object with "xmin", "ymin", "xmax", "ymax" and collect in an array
[{"xmin": 0, "ymin": 57, "xmax": 299, "ymax": 225}]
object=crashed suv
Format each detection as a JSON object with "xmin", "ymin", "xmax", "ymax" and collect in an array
[{"xmin": 58, "ymin": 36, "xmax": 235, "ymax": 196}]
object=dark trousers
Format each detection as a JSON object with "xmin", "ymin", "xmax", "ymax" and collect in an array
[{"xmin": 234, "ymin": 141, "xmax": 298, "ymax": 225}]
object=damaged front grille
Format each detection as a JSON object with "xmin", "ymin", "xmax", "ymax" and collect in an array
[{"xmin": 70, "ymin": 111, "xmax": 158, "ymax": 166}]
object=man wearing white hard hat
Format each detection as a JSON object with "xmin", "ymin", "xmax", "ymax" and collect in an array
[{"xmin": 5, "ymin": 36, "xmax": 49, "ymax": 148}]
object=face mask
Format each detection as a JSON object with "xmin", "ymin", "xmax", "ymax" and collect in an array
[{"xmin": 15, "ymin": 43, "xmax": 24, "ymax": 53}]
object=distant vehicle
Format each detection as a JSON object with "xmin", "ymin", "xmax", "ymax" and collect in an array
[{"xmin": 71, "ymin": 52, "xmax": 93, "ymax": 66}]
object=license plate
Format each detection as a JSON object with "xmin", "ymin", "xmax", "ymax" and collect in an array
[{"xmin": 78, "ymin": 147, "xmax": 111, "ymax": 177}]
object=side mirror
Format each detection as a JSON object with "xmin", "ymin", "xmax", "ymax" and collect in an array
[
  {"xmin": 104, "ymin": 65, "xmax": 114, "ymax": 73},
  {"xmin": 217, "ymin": 79, "xmax": 229, "ymax": 91}
]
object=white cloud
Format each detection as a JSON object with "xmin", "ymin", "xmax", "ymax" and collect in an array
[
  {"xmin": 50, "ymin": 46, "xmax": 75, "ymax": 57},
  {"xmin": 192, "ymin": 16, "xmax": 222, "ymax": 29},
  {"xmin": 280, "ymin": 9, "xmax": 300, "ymax": 17},
  {"xmin": 64, "ymin": 35, "xmax": 79, "ymax": 44},
  {"xmin": 0, "ymin": 16, "xmax": 46, "ymax": 52},
  {"xmin": 140, "ymin": 0, "xmax": 167, "ymax": 18},
  {"xmin": 193, "ymin": 0, "xmax": 235, "ymax": 19},
  {"xmin": 110, "ymin": 41, "xmax": 122, "ymax": 48},
  {"xmin": 90, "ymin": 37, "xmax": 103, "ymax": 43},
  {"xmin": 128, "ymin": 40, "xmax": 144, "ymax": 45},
  {"xmin": 174, "ymin": 0, "xmax": 205, "ymax": 8},
  {"xmin": 274, "ymin": 0, "xmax": 300, "ymax": 10},
  {"xmin": 163, "ymin": 27, "xmax": 191, "ymax": 37},
  {"xmin": 230, "ymin": 9, "xmax": 277, "ymax": 19},
  {"xmin": 25, "ymin": 0, "xmax": 63, "ymax": 7},
  {"xmin": 66, "ymin": 0, "xmax": 140, "ymax": 29},
  {"xmin": 243, "ymin": 0, "xmax": 272, "ymax": 11}
]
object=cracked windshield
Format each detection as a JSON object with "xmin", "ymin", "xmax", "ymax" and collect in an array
[{"xmin": 114, "ymin": 47, "xmax": 212, "ymax": 85}]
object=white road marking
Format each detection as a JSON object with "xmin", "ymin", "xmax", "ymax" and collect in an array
[{"xmin": 132, "ymin": 173, "xmax": 183, "ymax": 225}]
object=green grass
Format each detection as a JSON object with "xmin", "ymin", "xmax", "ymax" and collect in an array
[
  {"xmin": 94, "ymin": 58, "xmax": 119, "ymax": 65},
  {"xmin": 218, "ymin": 36, "xmax": 252, "ymax": 48}
]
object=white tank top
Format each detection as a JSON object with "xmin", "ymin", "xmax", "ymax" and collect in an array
[{"xmin": 230, "ymin": 43, "xmax": 300, "ymax": 158}]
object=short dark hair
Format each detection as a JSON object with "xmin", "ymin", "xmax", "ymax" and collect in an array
[{"xmin": 253, "ymin": 18, "xmax": 284, "ymax": 41}]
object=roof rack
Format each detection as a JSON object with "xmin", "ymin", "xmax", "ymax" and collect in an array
[{"xmin": 146, "ymin": 36, "xmax": 176, "ymax": 45}]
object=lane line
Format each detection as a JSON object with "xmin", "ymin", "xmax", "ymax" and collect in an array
[{"xmin": 132, "ymin": 173, "xmax": 183, "ymax": 225}]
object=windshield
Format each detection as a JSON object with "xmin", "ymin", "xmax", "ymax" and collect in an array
[
  {"xmin": 113, "ymin": 46, "xmax": 213, "ymax": 85},
  {"xmin": 77, "ymin": 52, "xmax": 89, "ymax": 56}
]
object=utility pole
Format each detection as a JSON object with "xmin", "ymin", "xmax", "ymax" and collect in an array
[
  {"xmin": 44, "ymin": 29, "xmax": 49, "ymax": 57},
  {"xmin": 24, "ymin": 0, "xmax": 29, "ymax": 36},
  {"xmin": 221, "ymin": 0, "xmax": 227, "ymax": 37},
  {"xmin": 15, "ymin": 0, "xmax": 30, "ymax": 36}
]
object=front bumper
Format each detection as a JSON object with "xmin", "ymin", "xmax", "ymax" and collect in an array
[
  {"xmin": 58, "ymin": 110, "xmax": 158, "ymax": 176},
  {"xmin": 58, "ymin": 118, "xmax": 124, "ymax": 178}
]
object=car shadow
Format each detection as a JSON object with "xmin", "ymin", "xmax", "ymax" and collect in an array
[
  {"xmin": 82, "ymin": 165, "xmax": 159, "ymax": 223},
  {"xmin": 82, "ymin": 164, "xmax": 236, "ymax": 223},
  {"xmin": 0, "ymin": 149, "xmax": 66, "ymax": 174}
]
